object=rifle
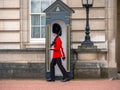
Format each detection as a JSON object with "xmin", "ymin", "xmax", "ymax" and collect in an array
[{"xmin": 50, "ymin": 30, "xmax": 61, "ymax": 48}]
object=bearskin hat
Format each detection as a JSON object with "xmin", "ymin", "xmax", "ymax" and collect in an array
[{"xmin": 52, "ymin": 23, "xmax": 62, "ymax": 36}]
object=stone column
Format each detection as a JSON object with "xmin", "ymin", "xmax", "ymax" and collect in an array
[
  {"xmin": 20, "ymin": 0, "xmax": 29, "ymax": 49},
  {"xmin": 107, "ymin": 0, "xmax": 117, "ymax": 78}
]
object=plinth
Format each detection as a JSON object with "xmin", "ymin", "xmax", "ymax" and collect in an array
[{"xmin": 74, "ymin": 45, "xmax": 108, "ymax": 79}]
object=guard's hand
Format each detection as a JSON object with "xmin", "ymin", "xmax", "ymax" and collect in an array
[
  {"xmin": 62, "ymin": 57, "xmax": 65, "ymax": 60},
  {"xmin": 48, "ymin": 48, "xmax": 53, "ymax": 50}
]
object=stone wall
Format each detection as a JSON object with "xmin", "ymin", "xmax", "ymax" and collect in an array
[
  {"xmin": 0, "ymin": 0, "xmax": 21, "ymax": 49},
  {"xmin": 68, "ymin": 0, "xmax": 107, "ymax": 49},
  {"xmin": 74, "ymin": 61, "xmax": 108, "ymax": 79},
  {"xmin": 0, "ymin": 63, "xmax": 45, "ymax": 79},
  {"xmin": 0, "ymin": 49, "xmax": 45, "ymax": 79},
  {"xmin": 0, "ymin": 0, "xmax": 46, "ymax": 79},
  {"xmin": 69, "ymin": 0, "xmax": 117, "ymax": 78},
  {"xmin": 107, "ymin": 0, "xmax": 117, "ymax": 78},
  {"xmin": 0, "ymin": 0, "xmax": 118, "ymax": 79}
]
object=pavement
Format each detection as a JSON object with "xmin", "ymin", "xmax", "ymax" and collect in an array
[{"xmin": 0, "ymin": 79, "xmax": 120, "ymax": 90}]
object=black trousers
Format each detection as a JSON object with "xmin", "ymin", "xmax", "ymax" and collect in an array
[{"xmin": 50, "ymin": 58, "xmax": 68, "ymax": 79}]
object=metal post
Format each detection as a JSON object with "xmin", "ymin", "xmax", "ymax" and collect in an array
[{"xmin": 81, "ymin": 0, "xmax": 94, "ymax": 47}]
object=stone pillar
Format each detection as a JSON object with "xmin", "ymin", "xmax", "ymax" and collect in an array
[
  {"xmin": 73, "ymin": 0, "xmax": 109, "ymax": 79},
  {"xmin": 107, "ymin": 0, "xmax": 117, "ymax": 78},
  {"xmin": 20, "ymin": 0, "xmax": 29, "ymax": 49}
]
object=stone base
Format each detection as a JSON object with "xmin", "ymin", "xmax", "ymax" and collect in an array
[
  {"xmin": 74, "ymin": 61, "xmax": 108, "ymax": 79},
  {"xmin": 74, "ymin": 69, "xmax": 101, "ymax": 79},
  {"xmin": 108, "ymin": 68, "xmax": 118, "ymax": 79},
  {"xmin": 0, "ymin": 49, "xmax": 45, "ymax": 79},
  {"xmin": 73, "ymin": 47, "xmax": 108, "ymax": 79},
  {"xmin": 78, "ymin": 45, "xmax": 97, "ymax": 50},
  {"xmin": 0, "ymin": 63, "xmax": 45, "ymax": 79}
]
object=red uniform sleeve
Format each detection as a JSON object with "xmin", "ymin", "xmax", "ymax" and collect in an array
[{"xmin": 61, "ymin": 47, "xmax": 65, "ymax": 57}]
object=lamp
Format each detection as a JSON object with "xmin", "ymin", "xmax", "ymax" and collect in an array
[
  {"xmin": 81, "ymin": 0, "xmax": 94, "ymax": 47},
  {"xmin": 82, "ymin": 0, "xmax": 93, "ymax": 7}
]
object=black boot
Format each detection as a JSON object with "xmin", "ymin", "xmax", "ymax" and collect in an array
[
  {"xmin": 47, "ymin": 78, "xmax": 55, "ymax": 82},
  {"xmin": 61, "ymin": 78, "xmax": 70, "ymax": 82}
]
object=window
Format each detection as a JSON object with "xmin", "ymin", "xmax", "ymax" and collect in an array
[{"xmin": 30, "ymin": 0, "xmax": 55, "ymax": 42}]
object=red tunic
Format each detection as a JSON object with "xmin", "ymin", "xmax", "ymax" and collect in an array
[{"xmin": 51, "ymin": 37, "xmax": 65, "ymax": 59}]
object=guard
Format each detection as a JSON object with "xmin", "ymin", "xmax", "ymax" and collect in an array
[{"xmin": 47, "ymin": 23, "xmax": 69, "ymax": 82}]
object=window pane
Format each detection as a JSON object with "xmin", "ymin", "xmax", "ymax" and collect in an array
[
  {"xmin": 30, "ymin": 0, "xmax": 56, "ymax": 40},
  {"xmin": 31, "ymin": 0, "xmax": 41, "ymax": 13},
  {"xmin": 31, "ymin": 15, "xmax": 40, "ymax": 25},
  {"xmin": 41, "ymin": 15, "xmax": 46, "ymax": 25},
  {"xmin": 41, "ymin": 0, "xmax": 50, "ymax": 12},
  {"xmin": 31, "ymin": 27, "xmax": 40, "ymax": 38},
  {"xmin": 41, "ymin": 27, "xmax": 45, "ymax": 38}
]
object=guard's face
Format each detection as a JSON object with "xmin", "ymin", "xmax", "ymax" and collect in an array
[{"xmin": 53, "ymin": 33, "xmax": 57, "ymax": 37}]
